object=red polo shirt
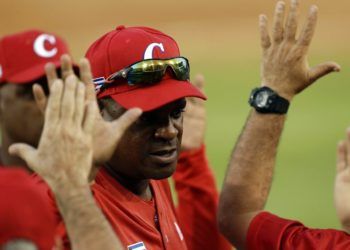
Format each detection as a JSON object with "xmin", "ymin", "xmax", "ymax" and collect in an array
[
  {"xmin": 52, "ymin": 145, "xmax": 230, "ymax": 250},
  {"xmin": 247, "ymin": 211, "xmax": 350, "ymax": 250},
  {"xmin": 92, "ymin": 168, "xmax": 187, "ymax": 250}
]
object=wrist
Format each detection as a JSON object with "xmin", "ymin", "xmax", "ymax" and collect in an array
[
  {"xmin": 50, "ymin": 181, "xmax": 91, "ymax": 198},
  {"xmin": 261, "ymin": 84, "xmax": 295, "ymax": 102},
  {"xmin": 340, "ymin": 216, "xmax": 350, "ymax": 226},
  {"xmin": 249, "ymin": 86, "xmax": 290, "ymax": 114},
  {"xmin": 342, "ymin": 222, "xmax": 350, "ymax": 233},
  {"xmin": 54, "ymin": 185, "xmax": 93, "ymax": 211},
  {"xmin": 45, "ymin": 172, "xmax": 90, "ymax": 193}
]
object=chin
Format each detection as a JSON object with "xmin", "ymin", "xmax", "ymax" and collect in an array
[{"xmin": 147, "ymin": 161, "xmax": 177, "ymax": 180}]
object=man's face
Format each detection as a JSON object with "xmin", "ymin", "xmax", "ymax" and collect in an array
[
  {"xmin": 101, "ymin": 97, "xmax": 186, "ymax": 180},
  {"xmin": 0, "ymin": 79, "xmax": 47, "ymax": 146}
]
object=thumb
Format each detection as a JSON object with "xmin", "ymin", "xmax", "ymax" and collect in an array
[
  {"xmin": 193, "ymin": 74, "xmax": 205, "ymax": 91},
  {"xmin": 111, "ymin": 108, "xmax": 142, "ymax": 141},
  {"xmin": 309, "ymin": 61, "xmax": 341, "ymax": 83},
  {"xmin": 8, "ymin": 143, "xmax": 36, "ymax": 167}
]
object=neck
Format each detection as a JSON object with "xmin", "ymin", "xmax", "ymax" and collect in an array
[
  {"xmin": 0, "ymin": 130, "xmax": 31, "ymax": 172},
  {"xmin": 104, "ymin": 163, "xmax": 152, "ymax": 201}
]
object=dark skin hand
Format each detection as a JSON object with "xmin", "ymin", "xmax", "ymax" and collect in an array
[{"xmin": 218, "ymin": 0, "xmax": 340, "ymax": 249}]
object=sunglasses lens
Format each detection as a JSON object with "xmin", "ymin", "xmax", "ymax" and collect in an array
[
  {"xmin": 131, "ymin": 60, "xmax": 165, "ymax": 73},
  {"xmin": 127, "ymin": 71, "xmax": 164, "ymax": 85},
  {"xmin": 168, "ymin": 58, "xmax": 190, "ymax": 80}
]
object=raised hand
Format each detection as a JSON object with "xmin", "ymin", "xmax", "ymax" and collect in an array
[
  {"xmin": 260, "ymin": 0, "xmax": 340, "ymax": 100},
  {"xmin": 11, "ymin": 70, "xmax": 128, "ymax": 250},
  {"xmin": 181, "ymin": 74, "xmax": 206, "ymax": 151},
  {"xmin": 9, "ymin": 76, "xmax": 95, "ymax": 190},
  {"xmin": 10, "ymin": 69, "xmax": 141, "ymax": 190},
  {"xmin": 218, "ymin": 2, "xmax": 340, "ymax": 249},
  {"xmin": 32, "ymin": 55, "xmax": 142, "ymax": 165},
  {"xmin": 335, "ymin": 130, "xmax": 350, "ymax": 233}
]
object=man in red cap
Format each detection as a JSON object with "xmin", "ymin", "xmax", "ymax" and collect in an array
[
  {"xmin": 5, "ymin": 58, "xmax": 141, "ymax": 250},
  {"xmin": 51, "ymin": 26, "xmax": 231, "ymax": 250},
  {"xmin": 0, "ymin": 30, "xmax": 143, "ymax": 250},
  {"xmin": 0, "ymin": 30, "xmax": 72, "ymax": 170}
]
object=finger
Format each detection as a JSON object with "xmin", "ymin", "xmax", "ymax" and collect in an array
[
  {"xmin": 74, "ymin": 82, "xmax": 86, "ymax": 126},
  {"xmin": 61, "ymin": 54, "xmax": 75, "ymax": 80},
  {"xmin": 285, "ymin": 0, "xmax": 299, "ymax": 40},
  {"xmin": 8, "ymin": 143, "xmax": 36, "ymax": 167},
  {"xmin": 45, "ymin": 63, "xmax": 58, "ymax": 90},
  {"xmin": 184, "ymin": 103, "xmax": 206, "ymax": 118},
  {"xmin": 337, "ymin": 140, "xmax": 347, "ymax": 173},
  {"xmin": 79, "ymin": 58, "xmax": 96, "ymax": 102},
  {"xmin": 272, "ymin": 1, "xmax": 286, "ymax": 43},
  {"xmin": 61, "ymin": 75, "xmax": 78, "ymax": 122},
  {"xmin": 83, "ymin": 102, "xmax": 97, "ymax": 134},
  {"xmin": 45, "ymin": 79, "xmax": 64, "ymax": 124},
  {"xmin": 111, "ymin": 108, "xmax": 142, "ymax": 140},
  {"xmin": 259, "ymin": 14, "xmax": 271, "ymax": 49},
  {"xmin": 308, "ymin": 61, "xmax": 341, "ymax": 83},
  {"xmin": 297, "ymin": 5, "xmax": 318, "ymax": 47},
  {"xmin": 193, "ymin": 74, "xmax": 205, "ymax": 91},
  {"xmin": 33, "ymin": 84, "xmax": 47, "ymax": 114}
]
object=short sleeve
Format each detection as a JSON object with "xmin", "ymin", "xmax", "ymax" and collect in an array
[{"xmin": 247, "ymin": 212, "xmax": 350, "ymax": 250}]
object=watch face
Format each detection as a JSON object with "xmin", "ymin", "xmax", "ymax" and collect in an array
[{"xmin": 255, "ymin": 91, "xmax": 269, "ymax": 108}]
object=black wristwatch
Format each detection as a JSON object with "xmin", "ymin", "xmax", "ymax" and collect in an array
[{"xmin": 249, "ymin": 86, "xmax": 290, "ymax": 114}]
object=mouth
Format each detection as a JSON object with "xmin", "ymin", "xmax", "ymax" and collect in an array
[{"xmin": 148, "ymin": 148, "xmax": 178, "ymax": 165}]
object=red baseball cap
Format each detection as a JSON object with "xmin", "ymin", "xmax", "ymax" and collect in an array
[
  {"xmin": 0, "ymin": 29, "xmax": 71, "ymax": 84},
  {"xmin": 0, "ymin": 168, "xmax": 55, "ymax": 250},
  {"xmin": 85, "ymin": 25, "xmax": 206, "ymax": 111}
]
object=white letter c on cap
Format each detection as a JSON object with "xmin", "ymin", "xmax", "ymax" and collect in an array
[
  {"xmin": 144, "ymin": 43, "xmax": 164, "ymax": 59},
  {"xmin": 33, "ymin": 34, "xmax": 58, "ymax": 58}
]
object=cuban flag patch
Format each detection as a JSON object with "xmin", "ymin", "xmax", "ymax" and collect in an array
[
  {"xmin": 93, "ymin": 77, "xmax": 106, "ymax": 92},
  {"xmin": 127, "ymin": 242, "xmax": 147, "ymax": 250}
]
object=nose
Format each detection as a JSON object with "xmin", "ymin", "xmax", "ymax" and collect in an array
[{"xmin": 155, "ymin": 119, "xmax": 178, "ymax": 141}]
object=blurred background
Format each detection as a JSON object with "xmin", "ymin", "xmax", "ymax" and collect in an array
[{"xmin": 1, "ymin": 0, "xmax": 350, "ymax": 229}]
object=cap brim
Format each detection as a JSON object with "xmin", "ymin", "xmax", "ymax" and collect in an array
[
  {"xmin": 109, "ymin": 79, "xmax": 207, "ymax": 111},
  {"xmin": 7, "ymin": 61, "xmax": 77, "ymax": 84}
]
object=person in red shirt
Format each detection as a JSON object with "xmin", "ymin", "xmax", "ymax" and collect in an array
[
  {"xmin": 0, "ymin": 30, "xmax": 73, "ymax": 170},
  {"xmin": 8, "ymin": 63, "xmax": 141, "ymax": 250},
  {"xmin": 0, "ymin": 168, "xmax": 56, "ymax": 250},
  {"xmin": 1, "ymin": 28, "xmax": 230, "ymax": 250},
  {"xmin": 217, "ymin": 0, "xmax": 348, "ymax": 249},
  {"xmin": 47, "ymin": 25, "xmax": 231, "ymax": 250}
]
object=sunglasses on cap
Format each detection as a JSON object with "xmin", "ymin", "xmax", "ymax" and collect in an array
[{"xmin": 94, "ymin": 57, "xmax": 190, "ymax": 93}]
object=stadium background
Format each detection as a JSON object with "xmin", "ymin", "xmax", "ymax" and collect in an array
[{"xmin": 1, "ymin": 0, "xmax": 350, "ymax": 229}]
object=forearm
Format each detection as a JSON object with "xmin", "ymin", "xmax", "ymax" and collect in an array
[
  {"xmin": 54, "ymin": 184, "xmax": 123, "ymax": 250},
  {"xmin": 174, "ymin": 145, "xmax": 231, "ymax": 250},
  {"xmin": 218, "ymin": 110, "xmax": 286, "ymax": 247}
]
